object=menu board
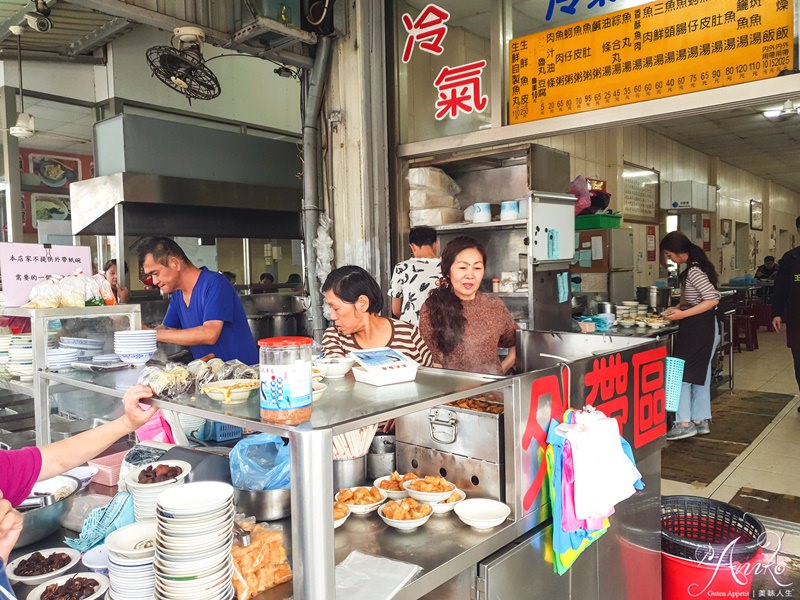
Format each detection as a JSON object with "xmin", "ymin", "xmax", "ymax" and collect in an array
[
  {"xmin": 623, "ymin": 176, "xmax": 658, "ymax": 221},
  {"xmin": 509, "ymin": 0, "xmax": 794, "ymax": 124}
]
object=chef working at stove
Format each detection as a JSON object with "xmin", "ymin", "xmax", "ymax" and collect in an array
[{"xmin": 139, "ymin": 237, "xmax": 258, "ymax": 364}]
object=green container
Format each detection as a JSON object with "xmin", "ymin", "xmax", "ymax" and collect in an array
[{"xmin": 575, "ymin": 213, "xmax": 622, "ymax": 230}]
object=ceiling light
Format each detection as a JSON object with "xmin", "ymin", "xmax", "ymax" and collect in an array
[{"xmin": 763, "ymin": 99, "xmax": 796, "ymax": 118}]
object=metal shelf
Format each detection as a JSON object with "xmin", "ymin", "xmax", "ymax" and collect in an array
[
  {"xmin": 433, "ymin": 219, "xmax": 527, "ymax": 233},
  {"xmin": 0, "ymin": 378, "xmax": 33, "ymax": 396}
]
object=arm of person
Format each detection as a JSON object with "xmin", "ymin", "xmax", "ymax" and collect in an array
[
  {"xmin": 0, "ymin": 495, "xmax": 22, "ymax": 564},
  {"xmin": 320, "ymin": 327, "xmax": 346, "ymax": 358},
  {"xmin": 500, "ymin": 346, "xmax": 517, "ymax": 374},
  {"xmin": 156, "ymin": 320, "xmax": 224, "ymax": 346},
  {"xmin": 117, "ymin": 285, "xmax": 130, "ymax": 304},
  {"xmin": 664, "ymin": 298, "xmax": 719, "ymax": 320},
  {"xmin": 37, "ymin": 385, "xmax": 158, "ymax": 481},
  {"xmin": 391, "ymin": 297, "xmax": 402, "ymax": 319}
]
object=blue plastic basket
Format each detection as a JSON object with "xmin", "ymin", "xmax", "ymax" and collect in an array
[
  {"xmin": 203, "ymin": 421, "xmax": 243, "ymax": 443},
  {"xmin": 665, "ymin": 357, "xmax": 685, "ymax": 412}
]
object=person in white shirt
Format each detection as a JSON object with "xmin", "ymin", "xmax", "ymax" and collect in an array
[{"xmin": 389, "ymin": 227, "xmax": 441, "ymax": 326}]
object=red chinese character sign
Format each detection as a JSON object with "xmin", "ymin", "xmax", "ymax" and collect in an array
[
  {"xmin": 401, "ymin": 3, "xmax": 489, "ymax": 121},
  {"xmin": 401, "ymin": 3, "xmax": 450, "ymax": 63},
  {"xmin": 434, "ymin": 60, "xmax": 489, "ymax": 120}
]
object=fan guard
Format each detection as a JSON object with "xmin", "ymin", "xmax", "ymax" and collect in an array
[{"xmin": 146, "ymin": 36, "xmax": 221, "ymax": 102}]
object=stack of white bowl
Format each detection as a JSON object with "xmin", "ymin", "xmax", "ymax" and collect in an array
[
  {"xmin": 154, "ymin": 482, "xmax": 235, "ymax": 600},
  {"xmin": 93, "ymin": 353, "xmax": 121, "ymax": 364},
  {"xmin": 637, "ymin": 304, "xmax": 649, "ymax": 316},
  {"xmin": 614, "ymin": 304, "xmax": 633, "ymax": 321},
  {"xmin": 59, "ymin": 336, "xmax": 105, "ymax": 361},
  {"xmin": 125, "ymin": 460, "xmax": 192, "ymax": 521},
  {"xmin": 105, "ymin": 522, "xmax": 157, "ymax": 600},
  {"xmin": 8, "ymin": 336, "xmax": 33, "ymax": 381},
  {"xmin": 47, "ymin": 347, "xmax": 79, "ymax": 370},
  {"xmin": 114, "ymin": 330, "xmax": 157, "ymax": 366}
]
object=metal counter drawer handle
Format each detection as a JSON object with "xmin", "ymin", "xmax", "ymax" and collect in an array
[{"xmin": 428, "ymin": 408, "xmax": 458, "ymax": 444}]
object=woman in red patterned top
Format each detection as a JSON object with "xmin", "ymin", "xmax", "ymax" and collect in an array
[{"xmin": 419, "ymin": 236, "xmax": 517, "ymax": 375}]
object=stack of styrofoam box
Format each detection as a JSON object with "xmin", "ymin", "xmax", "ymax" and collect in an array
[{"xmin": 408, "ymin": 167, "xmax": 464, "ymax": 226}]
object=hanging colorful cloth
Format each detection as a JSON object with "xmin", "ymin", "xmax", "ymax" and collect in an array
[{"xmin": 545, "ymin": 419, "xmax": 609, "ymax": 575}]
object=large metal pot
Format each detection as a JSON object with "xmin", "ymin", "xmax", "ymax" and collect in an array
[
  {"xmin": 647, "ymin": 286, "xmax": 672, "ymax": 309},
  {"xmin": 246, "ymin": 312, "xmax": 299, "ymax": 342},
  {"xmin": 15, "ymin": 475, "xmax": 81, "ymax": 549},
  {"xmin": 233, "ymin": 488, "xmax": 291, "ymax": 521}
]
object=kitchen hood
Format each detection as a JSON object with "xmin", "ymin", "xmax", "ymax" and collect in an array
[{"xmin": 69, "ymin": 172, "xmax": 302, "ymax": 239}]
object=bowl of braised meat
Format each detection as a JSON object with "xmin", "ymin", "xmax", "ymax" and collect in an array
[
  {"xmin": 27, "ymin": 572, "xmax": 109, "ymax": 600},
  {"xmin": 6, "ymin": 548, "xmax": 81, "ymax": 585}
]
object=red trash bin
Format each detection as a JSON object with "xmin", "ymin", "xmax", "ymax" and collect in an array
[{"xmin": 661, "ymin": 496, "xmax": 765, "ymax": 600}]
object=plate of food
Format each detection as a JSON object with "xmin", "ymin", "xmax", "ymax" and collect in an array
[
  {"xmin": 333, "ymin": 501, "xmax": 350, "ymax": 529},
  {"xmin": 334, "ymin": 486, "xmax": 385, "ymax": 515},
  {"xmin": 403, "ymin": 476, "xmax": 456, "ymax": 504},
  {"xmin": 617, "ymin": 318, "xmax": 636, "ymax": 328},
  {"xmin": 200, "ymin": 379, "xmax": 259, "ymax": 404},
  {"xmin": 27, "ymin": 572, "xmax": 109, "ymax": 600},
  {"xmin": 378, "ymin": 498, "xmax": 433, "ymax": 532},
  {"xmin": 6, "ymin": 548, "xmax": 81, "ymax": 585},
  {"xmin": 374, "ymin": 471, "xmax": 418, "ymax": 500}
]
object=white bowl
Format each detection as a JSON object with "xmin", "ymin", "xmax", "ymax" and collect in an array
[
  {"xmin": 199, "ymin": 379, "xmax": 259, "ymax": 403},
  {"xmin": 82, "ymin": 544, "xmax": 109, "ymax": 575},
  {"xmin": 378, "ymin": 503, "xmax": 432, "ymax": 532},
  {"xmin": 334, "ymin": 505, "xmax": 350, "ymax": 529},
  {"xmin": 334, "ymin": 487, "xmax": 385, "ymax": 515},
  {"xmin": 126, "ymin": 460, "xmax": 192, "ymax": 488},
  {"xmin": 373, "ymin": 476, "xmax": 410, "ymax": 500},
  {"xmin": 105, "ymin": 522, "xmax": 158, "ymax": 559},
  {"xmin": 7, "ymin": 547, "xmax": 81, "ymax": 584},
  {"xmin": 65, "ymin": 465, "xmax": 98, "ymax": 488},
  {"xmin": 27, "ymin": 572, "xmax": 109, "ymax": 600},
  {"xmin": 116, "ymin": 352, "xmax": 154, "ymax": 366},
  {"xmin": 429, "ymin": 488, "xmax": 466, "ymax": 515},
  {"xmin": 156, "ymin": 481, "xmax": 234, "ymax": 515},
  {"xmin": 312, "ymin": 381, "xmax": 327, "ymax": 402},
  {"xmin": 312, "ymin": 366, "xmax": 328, "ymax": 381},
  {"xmin": 454, "ymin": 498, "xmax": 511, "ymax": 530},
  {"xmin": 402, "ymin": 479, "xmax": 455, "ymax": 504},
  {"xmin": 621, "ymin": 301, "xmax": 639, "ymax": 307},
  {"xmin": 314, "ymin": 357, "xmax": 355, "ymax": 378}
]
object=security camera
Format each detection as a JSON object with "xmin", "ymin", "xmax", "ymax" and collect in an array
[{"xmin": 25, "ymin": 12, "xmax": 52, "ymax": 33}]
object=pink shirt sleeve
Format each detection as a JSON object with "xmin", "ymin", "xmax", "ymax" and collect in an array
[{"xmin": 0, "ymin": 447, "xmax": 42, "ymax": 506}]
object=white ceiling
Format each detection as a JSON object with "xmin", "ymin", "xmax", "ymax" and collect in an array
[{"xmin": 17, "ymin": 97, "xmax": 93, "ymax": 154}]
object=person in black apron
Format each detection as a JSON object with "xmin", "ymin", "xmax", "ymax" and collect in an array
[
  {"xmin": 771, "ymin": 216, "xmax": 800, "ymax": 411},
  {"xmin": 660, "ymin": 232, "xmax": 721, "ymax": 441}
]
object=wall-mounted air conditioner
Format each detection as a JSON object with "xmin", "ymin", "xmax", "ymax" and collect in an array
[{"xmin": 660, "ymin": 180, "xmax": 716, "ymax": 212}]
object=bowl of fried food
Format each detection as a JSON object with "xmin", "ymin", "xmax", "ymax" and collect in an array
[
  {"xmin": 374, "ymin": 471, "xmax": 418, "ymax": 500},
  {"xmin": 378, "ymin": 498, "xmax": 432, "ymax": 532},
  {"xmin": 333, "ymin": 501, "xmax": 350, "ymax": 529},
  {"xmin": 403, "ymin": 476, "xmax": 456, "ymax": 504},
  {"xmin": 334, "ymin": 486, "xmax": 385, "ymax": 515},
  {"xmin": 429, "ymin": 488, "xmax": 466, "ymax": 515}
]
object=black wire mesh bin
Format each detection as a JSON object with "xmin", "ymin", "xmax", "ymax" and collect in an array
[{"xmin": 661, "ymin": 495, "xmax": 764, "ymax": 562}]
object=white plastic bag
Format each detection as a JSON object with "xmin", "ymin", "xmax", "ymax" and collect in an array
[
  {"xmin": 93, "ymin": 273, "xmax": 116, "ymax": 305},
  {"xmin": 408, "ymin": 189, "xmax": 457, "ymax": 210},
  {"xmin": 335, "ymin": 551, "xmax": 421, "ymax": 600},
  {"xmin": 407, "ymin": 167, "xmax": 461, "ymax": 195},
  {"xmin": 58, "ymin": 274, "xmax": 86, "ymax": 307},
  {"xmin": 25, "ymin": 278, "xmax": 61, "ymax": 308}
]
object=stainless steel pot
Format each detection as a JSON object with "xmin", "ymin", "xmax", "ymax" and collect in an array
[
  {"xmin": 648, "ymin": 286, "xmax": 672, "ymax": 309},
  {"xmin": 15, "ymin": 475, "xmax": 81, "ymax": 548},
  {"xmin": 233, "ymin": 488, "xmax": 291, "ymax": 521},
  {"xmin": 596, "ymin": 301, "xmax": 615, "ymax": 314},
  {"xmin": 246, "ymin": 312, "xmax": 299, "ymax": 342},
  {"xmin": 636, "ymin": 286, "xmax": 649, "ymax": 305}
]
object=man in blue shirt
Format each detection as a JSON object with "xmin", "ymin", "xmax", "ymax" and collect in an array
[{"xmin": 139, "ymin": 238, "xmax": 258, "ymax": 364}]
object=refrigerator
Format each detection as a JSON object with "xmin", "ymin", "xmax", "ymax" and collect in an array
[{"xmin": 572, "ymin": 227, "xmax": 635, "ymax": 305}]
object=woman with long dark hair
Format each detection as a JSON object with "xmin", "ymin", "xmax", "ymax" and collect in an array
[
  {"xmin": 419, "ymin": 236, "xmax": 517, "ymax": 375},
  {"xmin": 660, "ymin": 231, "xmax": 720, "ymax": 440}
]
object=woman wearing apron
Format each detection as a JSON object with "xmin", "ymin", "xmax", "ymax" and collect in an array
[{"xmin": 660, "ymin": 231, "xmax": 721, "ymax": 441}]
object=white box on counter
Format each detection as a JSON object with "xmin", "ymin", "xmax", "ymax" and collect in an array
[{"xmin": 349, "ymin": 347, "xmax": 419, "ymax": 386}]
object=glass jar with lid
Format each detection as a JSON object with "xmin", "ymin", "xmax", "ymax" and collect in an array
[{"xmin": 258, "ymin": 336, "xmax": 314, "ymax": 425}]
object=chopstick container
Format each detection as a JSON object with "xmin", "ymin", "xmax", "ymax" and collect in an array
[{"xmin": 332, "ymin": 456, "xmax": 366, "ymax": 490}]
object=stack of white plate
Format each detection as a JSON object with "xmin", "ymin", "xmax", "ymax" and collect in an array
[
  {"xmin": 8, "ymin": 338, "xmax": 33, "ymax": 381},
  {"xmin": 60, "ymin": 336, "xmax": 106, "ymax": 360},
  {"xmin": 47, "ymin": 348, "xmax": 79, "ymax": 370},
  {"xmin": 114, "ymin": 330, "xmax": 157, "ymax": 366},
  {"xmin": 637, "ymin": 304, "xmax": 649, "ymax": 315},
  {"xmin": 154, "ymin": 482, "xmax": 235, "ymax": 600},
  {"xmin": 0, "ymin": 334, "xmax": 11, "ymax": 367},
  {"xmin": 125, "ymin": 460, "xmax": 192, "ymax": 522},
  {"xmin": 105, "ymin": 522, "xmax": 157, "ymax": 600}
]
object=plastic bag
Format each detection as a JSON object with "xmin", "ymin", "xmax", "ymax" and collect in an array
[
  {"xmin": 187, "ymin": 359, "xmax": 214, "ymax": 387},
  {"xmin": 225, "ymin": 359, "xmax": 257, "ymax": 380},
  {"xmin": 407, "ymin": 167, "xmax": 461, "ymax": 195},
  {"xmin": 206, "ymin": 358, "xmax": 226, "ymax": 381},
  {"xmin": 135, "ymin": 411, "xmax": 176, "ymax": 445},
  {"xmin": 93, "ymin": 274, "xmax": 116, "ymax": 305},
  {"xmin": 570, "ymin": 175, "xmax": 592, "ymax": 215},
  {"xmin": 58, "ymin": 275, "xmax": 86, "ymax": 307},
  {"xmin": 137, "ymin": 366, "xmax": 172, "ymax": 397},
  {"xmin": 25, "ymin": 279, "xmax": 61, "ymax": 308},
  {"xmin": 229, "ymin": 434, "xmax": 291, "ymax": 490},
  {"xmin": 83, "ymin": 274, "xmax": 104, "ymax": 306},
  {"xmin": 231, "ymin": 521, "xmax": 292, "ymax": 600}
]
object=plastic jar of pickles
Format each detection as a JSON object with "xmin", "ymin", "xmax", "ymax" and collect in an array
[{"xmin": 258, "ymin": 336, "xmax": 314, "ymax": 425}]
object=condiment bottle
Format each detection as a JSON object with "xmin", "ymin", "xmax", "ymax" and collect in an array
[
  {"xmin": 259, "ymin": 336, "xmax": 314, "ymax": 425},
  {"xmin": 492, "ymin": 278, "xmax": 500, "ymax": 293}
]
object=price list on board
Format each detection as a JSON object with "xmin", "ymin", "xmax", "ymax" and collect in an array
[{"xmin": 509, "ymin": 0, "xmax": 794, "ymax": 124}]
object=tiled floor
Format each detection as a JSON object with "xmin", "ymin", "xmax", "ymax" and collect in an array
[{"xmin": 662, "ymin": 327, "xmax": 800, "ymax": 558}]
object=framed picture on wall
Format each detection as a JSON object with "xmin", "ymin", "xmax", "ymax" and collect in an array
[
  {"xmin": 720, "ymin": 219, "xmax": 732, "ymax": 244},
  {"xmin": 750, "ymin": 199, "xmax": 763, "ymax": 231}
]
